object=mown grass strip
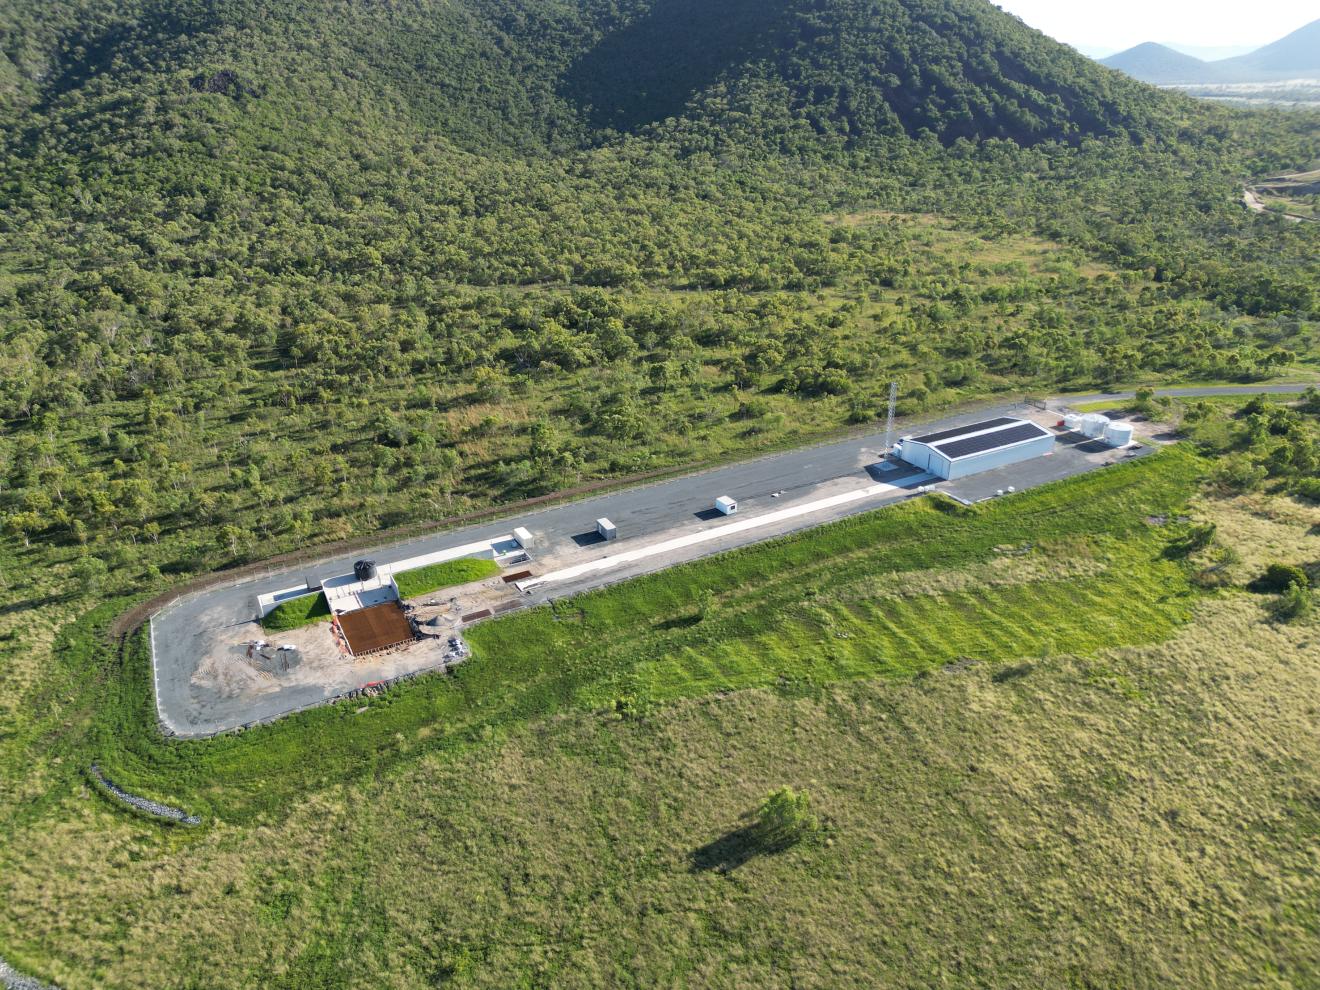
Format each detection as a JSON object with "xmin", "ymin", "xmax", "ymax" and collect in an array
[
  {"xmin": 260, "ymin": 592, "xmax": 330, "ymax": 632},
  {"xmin": 393, "ymin": 558, "xmax": 501, "ymax": 599}
]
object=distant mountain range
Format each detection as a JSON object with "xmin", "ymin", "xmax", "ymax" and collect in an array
[{"xmin": 1102, "ymin": 18, "xmax": 1320, "ymax": 84}]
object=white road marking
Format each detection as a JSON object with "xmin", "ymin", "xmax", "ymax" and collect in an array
[{"xmin": 518, "ymin": 474, "xmax": 934, "ymax": 592}]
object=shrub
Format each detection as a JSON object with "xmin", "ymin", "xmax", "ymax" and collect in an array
[
  {"xmin": 1275, "ymin": 582, "xmax": 1312, "ymax": 622},
  {"xmin": 1253, "ymin": 563, "xmax": 1309, "ymax": 594},
  {"xmin": 1163, "ymin": 522, "xmax": 1216, "ymax": 559},
  {"xmin": 755, "ymin": 787, "xmax": 819, "ymax": 850},
  {"xmin": 1210, "ymin": 459, "xmax": 1266, "ymax": 493},
  {"xmin": 394, "ymin": 557, "xmax": 501, "ymax": 599},
  {"xmin": 262, "ymin": 592, "xmax": 330, "ymax": 631},
  {"xmin": 1291, "ymin": 477, "xmax": 1320, "ymax": 503}
]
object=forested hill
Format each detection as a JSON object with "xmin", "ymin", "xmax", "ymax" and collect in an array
[
  {"xmin": 0, "ymin": 0, "xmax": 1316, "ymax": 585},
  {"xmin": 1, "ymin": 0, "xmax": 1185, "ymax": 154}
]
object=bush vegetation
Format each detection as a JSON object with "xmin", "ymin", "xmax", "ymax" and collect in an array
[
  {"xmin": 1256, "ymin": 562, "xmax": 1310, "ymax": 593},
  {"xmin": 755, "ymin": 786, "xmax": 820, "ymax": 850},
  {"xmin": 1275, "ymin": 580, "xmax": 1313, "ymax": 622}
]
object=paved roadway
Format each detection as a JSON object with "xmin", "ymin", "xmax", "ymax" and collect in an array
[
  {"xmin": 151, "ymin": 384, "xmax": 1313, "ymax": 735},
  {"xmin": 1065, "ymin": 384, "xmax": 1314, "ymax": 404}
]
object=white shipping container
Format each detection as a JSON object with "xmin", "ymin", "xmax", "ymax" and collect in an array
[
  {"xmin": 715, "ymin": 496, "xmax": 738, "ymax": 516},
  {"xmin": 512, "ymin": 526, "xmax": 535, "ymax": 549},
  {"xmin": 596, "ymin": 518, "xmax": 618, "ymax": 541}
]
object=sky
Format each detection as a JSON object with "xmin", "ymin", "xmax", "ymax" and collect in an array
[{"xmin": 994, "ymin": 2, "xmax": 1317, "ymax": 57}]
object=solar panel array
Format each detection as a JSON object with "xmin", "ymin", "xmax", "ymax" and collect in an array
[
  {"xmin": 909, "ymin": 416, "xmax": 1016, "ymax": 445},
  {"xmin": 936, "ymin": 421, "xmax": 1050, "ymax": 460}
]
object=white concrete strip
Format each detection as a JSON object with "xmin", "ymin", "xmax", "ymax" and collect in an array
[{"xmin": 518, "ymin": 475, "xmax": 934, "ymax": 592}]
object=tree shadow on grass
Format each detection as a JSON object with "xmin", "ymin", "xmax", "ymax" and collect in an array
[
  {"xmin": 653, "ymin": 612, "xmax": 702, "ymax": 632},
  {"xmin": 690, "ymin": 823, "xmax": 796, "ymax": 873}
]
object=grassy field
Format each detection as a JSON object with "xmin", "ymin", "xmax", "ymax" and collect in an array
[
  {"xmin": 3, "ymin": 445, "xmax": 1320, "ymax": 987},
  {"xmin": 394, "ymin": 558, "xmax": 501, "ymax": 600},
  {"xmin": 261, "ymin": 592, "xmax": 332, "ymax": 632},
  {"xmin": 8, "ymin": 424, "xmax": 1320, "ymax": 989}
]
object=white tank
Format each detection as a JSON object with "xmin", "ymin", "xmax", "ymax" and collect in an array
[
  {"xmin": 1103, "ymin": 421, "xmax": 1135, "ymax": 447},
  {"xmin": 1063, "ymin": 413, "xmax": 1082, "ymax": 432},
  {"xmin": 1080, "ymin": 413, "xmax": 1110, "ymax": 439}
]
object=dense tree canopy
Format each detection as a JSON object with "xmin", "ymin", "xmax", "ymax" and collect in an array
[{"xmin": 0, "ymin": 0, "xmax": 1316, "ymax": 583}]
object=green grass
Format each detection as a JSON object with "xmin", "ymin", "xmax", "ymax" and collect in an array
[
  {"xmin": 14, "ymin": 446, "xmax": 1320, "ymax": 989},
  {"xmin": 71, "ymin": 447, "xmax": 1208, "ymax": 825},
  {"xmin": 393, "ymin": 557, "xmax": 501, "ymax": 599},
  {"xmin": 260, "ymin": 592, "xmax": 331, "ymax": 632}
]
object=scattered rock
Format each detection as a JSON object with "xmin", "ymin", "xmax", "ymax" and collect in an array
[
  {"xmin": 1, "ymin": 956, "xmax": 60, "ymax": 990},
  {"xmin": 88, "ymin": 764, "xmax": 201, "ymax": 826},
  {"xmin": 188, "ymin": 69, "xmax": 257, "ymax": 98}
]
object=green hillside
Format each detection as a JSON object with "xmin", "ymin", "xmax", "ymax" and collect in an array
[{"xmin": 2, "ymin": 0, "xmax": 1185, "ymax": 151}]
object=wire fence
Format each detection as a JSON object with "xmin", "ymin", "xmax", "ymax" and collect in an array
[{"xmin": 112, "ymin": 393, "xmax": 1038, "ymax": 639}]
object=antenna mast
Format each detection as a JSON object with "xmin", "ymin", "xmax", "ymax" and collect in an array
[{"xmin": 882, "ymin": 381, "xmax": 899, "ymax": 458}]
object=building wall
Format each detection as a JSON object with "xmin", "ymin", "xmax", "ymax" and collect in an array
[
  {"xmin": 898, "ymin": 441, "xmax": 936, "ymax": 474},
  {"xmin": 945, "ymin": 433, "xmax": 1055, "ymax": 480}
]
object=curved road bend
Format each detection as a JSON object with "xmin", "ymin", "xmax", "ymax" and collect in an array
[{"xmin": 150, "ymin": 384, "xmax": 1314, "ymax": 735}]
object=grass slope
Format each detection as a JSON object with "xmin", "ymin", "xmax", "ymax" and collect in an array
[
  {"xmin": 393, "ymin": 558, "xmax": 500, "ymax": 600},
  {"xmin": 4, "ymin": 480, "xmax": 1319, "ymax": 988},
  {"xmin": 260, "ymin": 592, "xmax": 330, "ymax": 632}
]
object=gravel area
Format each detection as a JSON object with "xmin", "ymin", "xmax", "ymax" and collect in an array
[
  {"xmin": 89, "ymin": 764, "xmax": 201, "ymax": 826},
  {"xmin": 0, "ymin": 958, "xmax": 59, "ymax": 990}
]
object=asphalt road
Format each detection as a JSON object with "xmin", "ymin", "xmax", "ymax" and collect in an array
[
  {"xmin": 1066, "ymin": 384, "xmax": 1314, "ymax": 404},
  {"xmin": 150, "ymin": 384, "xmax": 1314, "ymax": 735}
]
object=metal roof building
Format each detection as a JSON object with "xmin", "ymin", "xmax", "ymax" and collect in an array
[{"xmin": 896, "ymin": 417, "xmax": 1055, "ymax": 480}]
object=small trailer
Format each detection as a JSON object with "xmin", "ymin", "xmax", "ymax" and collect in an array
[
  {"xmin": 596, "ymin": 518, "xmax": 618, "ymax": 541},
  {"xmin": 715, "ymin": 495, "xmax": 738, "ymax": 516},
  {"xmin": 512, "ymin": 526, "xmax": 535, "ymax": 549}
]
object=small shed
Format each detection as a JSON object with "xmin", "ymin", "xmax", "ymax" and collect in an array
[
  {"xmin": 596, "ymin": 518, "xmax": 618, "ymax": 541},
  {"xmin": 715, "ymin": 496, "xmax": 738, "ymax": 516},
  {"xmin": 512, "ymin": 526, "xmax": 535, "ymax": 549}
]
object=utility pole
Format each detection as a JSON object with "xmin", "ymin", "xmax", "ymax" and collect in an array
[{"xmin": 882, "ymin": 381, "xmax": 899, "ymax": 458}]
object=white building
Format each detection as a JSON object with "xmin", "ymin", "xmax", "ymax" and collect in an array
[{"xmin": 896, "ymin": 417, "xmax": 1055, "ymax": 480}]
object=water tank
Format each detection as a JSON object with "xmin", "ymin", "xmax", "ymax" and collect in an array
[
  {"xmin": 1062, "ymin": 413, "xmax": 1082, "ymax": 432},
  {"xmin": 1103, "ymin": 421, "xmax": 1135, "ymax": 447},
  {"xmin": 1080, "ymin": 413, "xmax": 1110, "ymax": 439},
  {"xmin": 353, "ymin": 559, "xmax": 377, "ymax": 582}
]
